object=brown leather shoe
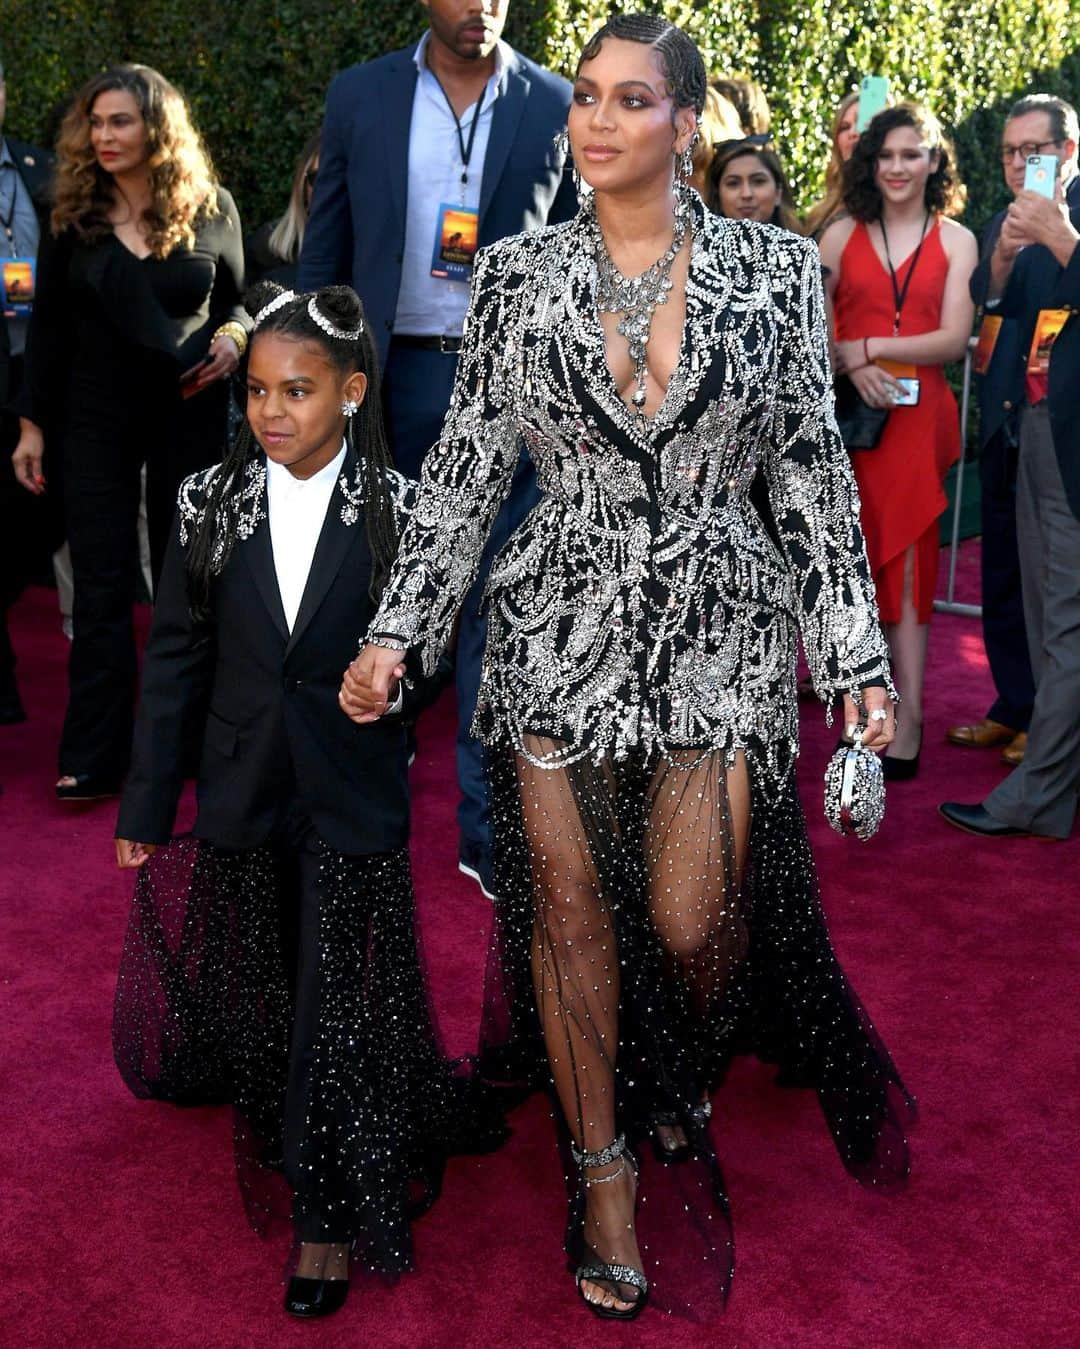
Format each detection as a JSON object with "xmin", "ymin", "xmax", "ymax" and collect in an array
[
  {"xmin": 1001, "ymin": 732, "xmax": 1027, "ymax": 765},
  {"xmin": 945, "ymin": 717, "xmax": 1016, "ymax": 749}
]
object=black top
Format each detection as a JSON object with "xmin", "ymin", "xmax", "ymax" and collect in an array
[{"xmin": 16, "ymin": 186, "xmax": 246, "ymax": 437}]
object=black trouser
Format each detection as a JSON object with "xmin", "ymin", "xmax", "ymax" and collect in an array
[
  {"xmin": 58, "ymin": 384, "xmax": 226, "ymax": 780},
  {"xmin": 0, "ymin": 354, "xmax": 65, "ymax": 698},
  {"xmin": 979, "ymin": 422, "xmax": 1035, "ymax": 731}
]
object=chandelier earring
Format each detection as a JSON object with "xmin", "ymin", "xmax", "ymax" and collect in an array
[{"xmin": 678, "ymin": 131, "xmax": 700, "ymax": 180}]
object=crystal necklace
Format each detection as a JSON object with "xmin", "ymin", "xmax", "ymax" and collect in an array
[{"xmin": 592, "ymin": 190, "xmax": 690, "ymax": 422}]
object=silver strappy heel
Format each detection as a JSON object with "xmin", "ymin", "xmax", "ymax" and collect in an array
[{"xmin": 570, "ymin": 1133, "xmax": 649, "ymax": 1321}]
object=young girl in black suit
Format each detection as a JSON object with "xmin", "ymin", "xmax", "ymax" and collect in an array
[{"xmin": 113, "ymin": 282, "xmax": 499, "ymax": 1320}]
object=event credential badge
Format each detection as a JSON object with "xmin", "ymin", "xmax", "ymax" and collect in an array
[
  {"xmin": 1, "ymin": 257, "xmax": 35, "ymax": 316},
  {"xmin": 430, "ymin": 203, "xmax": 479, "ymax": 282}
]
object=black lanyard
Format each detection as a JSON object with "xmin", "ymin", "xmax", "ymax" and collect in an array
[
  {"xmin": 429, "ymin": 73, "xmax": 484, "ymax": 190},
  {"xmin": 0, "ymin": 162, "xmax": 17, "ymax": 244},
  {"xmin": 879, "ymin": 211, "xmax": 930, "ymax": 336}
]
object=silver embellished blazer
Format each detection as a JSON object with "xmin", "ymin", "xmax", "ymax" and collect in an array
[{"xmin": 371, "ymin": 198, "xmax": 892, "ymax": 768}]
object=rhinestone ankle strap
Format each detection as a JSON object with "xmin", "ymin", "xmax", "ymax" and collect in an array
[{"xmin": 571, "ymin": 1133, "xmax": 627, "ymax": 1169}]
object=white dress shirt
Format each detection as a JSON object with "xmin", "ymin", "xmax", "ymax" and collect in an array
[
  {"xmin": 266, "ymin": 444, "xmax": 403, "ymax": 713},
  {"xmin": 266, "ymin": 444, "xmax": 346, "ymax": 632},
  {"xmin": 393, "ymin": 32, "xmax": 510, "ymax": 338}
]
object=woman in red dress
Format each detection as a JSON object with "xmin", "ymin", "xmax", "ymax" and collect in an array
[{"xmin": 820, "ymin": 103, "xmax": 976, "ymax": 776}]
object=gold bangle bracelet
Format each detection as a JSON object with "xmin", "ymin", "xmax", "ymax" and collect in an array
[{"xmin": 212, "ymin": 321, "xmax": 248, "ymax": 358}]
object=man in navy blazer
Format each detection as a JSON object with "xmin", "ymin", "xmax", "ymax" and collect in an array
[
  {"xmin": 299, "ymin": 0, "xmax": 575, "ymax": 898},
  {"xmin": 942, "ymin": 94, "xmax": 1080, "ymax": 840}
]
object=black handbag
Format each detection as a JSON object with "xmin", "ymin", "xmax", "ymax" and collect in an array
[{"xmin": 833, "ymin": 374, "xmax": 890, "ymax": 451}]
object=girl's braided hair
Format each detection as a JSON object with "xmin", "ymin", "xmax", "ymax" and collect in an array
[{"xmin": 186, "ymin": 282, "xmax": 399, "ymax": 617}]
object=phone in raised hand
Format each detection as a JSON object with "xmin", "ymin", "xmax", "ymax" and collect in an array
[{"xmin": 1024, "ymin": 154, "xmax": 1059, "ymax": 198}]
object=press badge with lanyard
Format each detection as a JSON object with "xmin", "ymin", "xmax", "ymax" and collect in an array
[
  {"xmin": 0, "ymin": 177, "xmax": 35, "ymax": 318},
  {"xmin": 429, "ymin": 76, "xmax": 483, "ymax": 283},
  {"xmin": 875, "ymin": 211, "xmax": 931, "ymax": 405}
]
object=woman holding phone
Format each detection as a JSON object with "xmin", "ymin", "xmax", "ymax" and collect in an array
[
  {"xmin": 11, "ymin": 64, "xmax": 246, "ymax": 800},
  {"xmin": 820, "ymin": 103, "xmax": 976, "ymax": 778}
]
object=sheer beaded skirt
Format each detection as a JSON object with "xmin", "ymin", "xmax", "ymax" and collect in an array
[
  {"xmin": 479, "ymin": 737, "xmax": 914, "ymax": 1317},
  {"xmin": 112, "ymin": 836, "xmax": 504, "ymax": 1278}
]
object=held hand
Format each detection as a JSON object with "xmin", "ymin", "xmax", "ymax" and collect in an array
[
  {"xmin": 115, "ymin": 839, "xmax": 157, "ymax": 869},
  {"xmin": 848, "ymin": 363, "xmax": 903, "ymax": 411},
  {"xmin": 339, "ymin": 646, "xmax": 407, "ymax": 724},
  {"xmin": 842, "ymin": 688, "xmax": 895, "ymax": 752},
  {"xmin": 12, "ymin": 421, "xmax": 46, "ymax": 494}
]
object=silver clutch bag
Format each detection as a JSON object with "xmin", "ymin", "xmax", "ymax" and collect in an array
[{"xmin": 824, "ymin": 730, "xmax": 886, "ymax": 840}]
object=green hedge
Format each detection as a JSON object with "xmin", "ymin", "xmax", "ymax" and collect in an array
[{"xmin": 2, "ymin": 1, "xmax": 1076, "ymax": 235}]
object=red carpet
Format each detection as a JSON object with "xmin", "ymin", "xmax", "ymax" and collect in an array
[{"xmin": 2, "ymin": 547, "xmax": 1077, "ymax": 1347}]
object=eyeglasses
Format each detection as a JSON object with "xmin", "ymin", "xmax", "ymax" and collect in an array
[{"xmin": 999, "ymin": 138, "xmax": 1061, "ymax": 163}]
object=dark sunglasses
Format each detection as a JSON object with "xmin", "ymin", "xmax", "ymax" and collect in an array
[{"xmin": 712, "ymin": 132, "xmax": 774, "ymax": 155}]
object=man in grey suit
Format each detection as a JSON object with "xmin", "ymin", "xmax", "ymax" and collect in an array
[
  {"xmin": 300, "ymin": 0, "xmax": 575, "ymax": 896},
  {"xmin": 941, "ymin": 95, "xmax": 1080, "ymax": 839}
]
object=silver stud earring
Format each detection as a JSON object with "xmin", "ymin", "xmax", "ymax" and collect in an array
[{"xmin": 342, "ymin": 398, "xmax": 359, "ymax": 417}]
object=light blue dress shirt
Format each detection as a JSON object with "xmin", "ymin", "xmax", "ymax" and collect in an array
[
  {"xmin": 0, "ymin": 137, "xmax": 41, "ymax": 356},
  {"xmin": 393, "ymin": 33, "xmax": 509, "ymax": 339}
]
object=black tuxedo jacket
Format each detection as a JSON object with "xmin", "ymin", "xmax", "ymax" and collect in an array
[
  {"xmin": 298, "ymin": 42, "xmax": 576, "ymax": 369},
  {"xmin": 0, "ymin": 136, "xmax": 54, "ymax": 405},
  {"xmin": 117, "ymin": 450, "xmax": 449, "ymax": 853}
]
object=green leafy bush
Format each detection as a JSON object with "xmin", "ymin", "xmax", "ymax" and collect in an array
[{"xmin": 2, "ymin": 1, "xmax": 1075, "ymax": 235}]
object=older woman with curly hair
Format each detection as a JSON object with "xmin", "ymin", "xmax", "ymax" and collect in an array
[
  {"xmin": 819, "ymin": 103, "xmax": 976, "ymax": 778},
  {"xmin": 11, "ymin": 64, "xmax": 247, "ymax": 800}
]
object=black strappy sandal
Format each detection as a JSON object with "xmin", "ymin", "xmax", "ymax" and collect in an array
[
  {"xmin": 650, "ymin": 1095, "xmax": 712, "ymax": 1165},
  {"xmin": 650, "ymin": 1110, "xmax": 691, "ymax": 1164},
  {"xmin": 570, "ymin": 1134, "xmax": 649, "ymax": 1321}
]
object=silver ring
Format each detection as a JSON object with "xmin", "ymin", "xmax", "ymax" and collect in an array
[{"xmin": 869, "ymin": 708, "xmax": 888, "ymax": 722}]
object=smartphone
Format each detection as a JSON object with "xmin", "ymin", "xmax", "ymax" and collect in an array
[
  {"xmin": 1024, "ymin": 154, "xmax": 1058, "ymax": 198},
  {"xmin": 856, "ymin": 75, "xmax": 890, "ymax": 132},
  {"xmin": 180, "ymin": 353, "xmax": 214, "ymax": 384},
  {"xmin": 891, "ymin": 377, "xmax": 921, "ymax": 407},
  {"xmin": 179, "ymin": 352, "xmax": 214, "ymax": 400}
]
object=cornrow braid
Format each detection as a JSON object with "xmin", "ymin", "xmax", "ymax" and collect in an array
[
  {"xmin": 578, "ymin": 13, "xmax": 708, "ymax": 117},
  {"xmin": 185, "ymin": 281, "xmax": 401, "ymax": 616}
]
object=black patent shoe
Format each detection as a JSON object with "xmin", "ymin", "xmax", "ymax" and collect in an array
[
  {"xmin": 284, "ymin": 1275, "xmax": 350, "ymax": 1320},
  {"xmin": 56, "ymin": 773, "xmax": 123, "ymax": 801}
]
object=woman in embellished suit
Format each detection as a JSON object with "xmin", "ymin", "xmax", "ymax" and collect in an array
[{"xmin": 343, "ymin": 14, "xmax": 912, "ymax": 1323}]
